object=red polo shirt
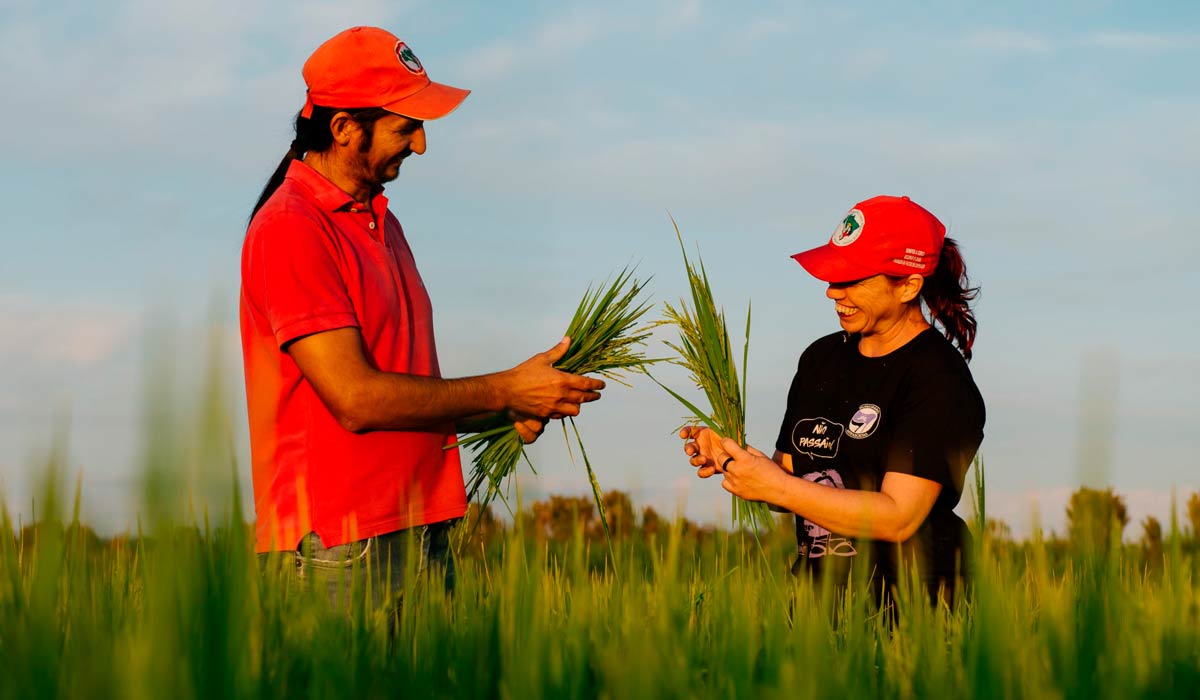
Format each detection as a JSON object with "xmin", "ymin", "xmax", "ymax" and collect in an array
[{"xmin": 240, "ymin": 160, "xmax": 466, "ymax": 552}]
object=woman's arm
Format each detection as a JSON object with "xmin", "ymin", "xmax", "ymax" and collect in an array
[
  {"xmin": 774, "ymin": 469, "xmax": 940, "ymax": 543},
  {"xmin": 723, "ymin": 441, "xmax": 940, "ymax": 543},
  {"xmin": 680, "ymin": 428, "xmax": 940, "ymax": 543}
]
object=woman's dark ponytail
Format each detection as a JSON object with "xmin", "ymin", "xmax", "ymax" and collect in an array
[
  {"xmin": 248, "ymin": 105, "xmax": 390, "ymax": 222},
  {"xmin": 922, "ymin": 237, "xmax": 979, "ymax": 361}
]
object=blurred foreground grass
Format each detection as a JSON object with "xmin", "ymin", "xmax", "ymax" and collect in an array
[
  {"xmin": 3, "ymin": 465, "xmax": 1198, "ymax": 698},
  {"xmin": 1, "ymin": 326, "xmax": 1197, "ymax": 699}
]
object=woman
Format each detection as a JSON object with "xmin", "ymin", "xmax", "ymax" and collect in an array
[{"xmin": 681, "ymin": 195, "xmax": 984, "ymax": 603}]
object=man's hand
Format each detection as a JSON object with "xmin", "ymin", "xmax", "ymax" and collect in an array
[
  {"xmin": 500, "ymin": 337, "xmax": 606, "ymax": 419},
  {"xmin": 510, "ymin": 410, "xmax": 546, "ymax": 444}
]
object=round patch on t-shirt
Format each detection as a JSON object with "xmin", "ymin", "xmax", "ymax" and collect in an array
[{"xmin": 846, "ymin": 403, "xmax": 881, "ymax": 439}]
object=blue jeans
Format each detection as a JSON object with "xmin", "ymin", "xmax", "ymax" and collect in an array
[{"xmin": 259, "ymin": 520, "xmax": 458, "ymax": 614}]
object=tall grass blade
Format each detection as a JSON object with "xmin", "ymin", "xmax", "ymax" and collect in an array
[
  {"xmin": 567, "ymin": 416, "xmax": 618, "ymax": 571},
  {"xmin": 653, "ymin": 217, "xmax": 773, "ymax": 531}
]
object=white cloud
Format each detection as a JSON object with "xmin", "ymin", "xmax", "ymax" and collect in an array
[
  {"xmin": 840, "ymin": 47, "xmax": 891, "ymax": 80},
  {"xmin": 734, "ymin": 16, "xmax": 791, "ymax": 46},
  {"xmin": 456, "ymin": 42, "xmax": 521, "ymax": 83},
  {"xmin": 960, "ymin": 29, "xmax": 1052, "ymax": 54},
  {"xmin": 536, "ymin": 13, "xmax": 603, "ymax": 54},
  {"xmin": 289, "ymin": 0, "xmax": 421, "ymax": 37},
  {"xmin": 1080, "ymin": 31, "xmax": 1200, "ymax": 51},
  {"xmin": 658, "ymin": 0, "xmax": 702, "ymax": 33},
  {"xmin": 0, "ymin": 0, "xmax": 423, "ymax": 162},
  {"xmin": 442, "ymin": 109, "xmax": 1030, "ymax": 210},
  {"xmin": 0, "ymin": 0, "xmax": 257, "ymax": 153},
  {"xmin": 454, "ymin": 8, "xmax": 611, "ymax": 83},
  {"xmin": 0, "ymin": 295, "xmax": 141, "ymax": 368},
  {"xmin": 960, "ymin": 29, "xmax": 1200, "ymax": 55}
]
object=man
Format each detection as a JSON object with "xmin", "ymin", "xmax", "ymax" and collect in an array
[{"xmin": 240, "ymin": 27, "xmax": 605, "ymax": 603}]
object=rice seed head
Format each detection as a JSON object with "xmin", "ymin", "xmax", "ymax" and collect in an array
[{"xmin": 657, "ymin": 218, "xmax": 772, "ymax": 530}]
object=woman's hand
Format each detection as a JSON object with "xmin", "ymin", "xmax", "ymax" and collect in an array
[
  {"xmin": 713, "ymin": 439, "xmax": 788, "ymax": 503},
  {"xmin": 679, "ymin": 426, "xmax": 727, "ymax": 477}
]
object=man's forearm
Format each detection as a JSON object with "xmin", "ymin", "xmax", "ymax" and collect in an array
[
  {"xmin": 339, "ymin": 371, "xmax": 509, "ymax": 432},
  {"xmin": 455, "ymin": 410, "xmax": 508, "ymax": 435},
  {"xmin": 288, "ymin": 329, "xmax": 601, "ymax": 433}
]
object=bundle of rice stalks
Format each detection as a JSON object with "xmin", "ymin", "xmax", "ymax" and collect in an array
[
  {"xmin": 456, "ymin": 268, "xmax": 656, "ymax": 543},
  {"xmin": 653, "ymin": 219, "xmax": 774, "ymax": 531}
]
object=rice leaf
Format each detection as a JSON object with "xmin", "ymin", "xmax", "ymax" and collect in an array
[
  {"xmin": 566, "ymin": 416, "xmax": 618, "ymax": 570},
  {"xmin": 652, "ymin": 217, "xmax": 773, "ymax": 531},
  {"xmin": 459, "ymin": 268, "xmax": 657, "ymax": 531}
]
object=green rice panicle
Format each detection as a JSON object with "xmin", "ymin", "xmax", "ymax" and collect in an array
[{"xmin": 653, "ymin": 218, "xmax": 774, "ymax": 531}]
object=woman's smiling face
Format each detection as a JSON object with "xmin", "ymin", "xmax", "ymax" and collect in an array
[{"xmin": 824, "ymin": 274, "xmax": 914, "ymax": 338}]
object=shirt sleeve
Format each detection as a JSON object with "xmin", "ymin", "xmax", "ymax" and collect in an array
[
  {"xmin": 884, "ymin": 370, "xmax": 984, "ymax": 492},
  {"xmin": 246, "ymin": 211, "xmax": 359, "ymax": 349}
]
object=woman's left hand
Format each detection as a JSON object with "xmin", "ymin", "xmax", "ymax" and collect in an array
[
  {"xmin": 715, "ymin": 439, "xmax": 788, "ymax": 503},
  {"xmin": 679, "ymin": 426, "xmax": 727, "ymax": 476}
]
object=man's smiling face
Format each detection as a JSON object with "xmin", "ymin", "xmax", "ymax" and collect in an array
[{"xmin": 354, "ymin": 113, "xmax": 426, "ymax": 186}]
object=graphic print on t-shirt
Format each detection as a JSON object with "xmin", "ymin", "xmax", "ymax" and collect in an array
[
  {"xmin": 846, "ymin": 403, "xmax": 881, "ymax": 439},
  {"xmin": 791, "ymin": 417, "xmax": 844, "ymax": 459},
  {"xmin": 798, "ymin": 468, "xmax": 858, "ymax": 559}
]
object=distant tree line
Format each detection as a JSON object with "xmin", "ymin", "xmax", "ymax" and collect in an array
[
  {"xmin": 11, "ymin": 489, "xmax": 1200, "ymax": 573},
  {"xmin": 981, "ymin": 488, "xmax": 1200, "ymax": 572}
]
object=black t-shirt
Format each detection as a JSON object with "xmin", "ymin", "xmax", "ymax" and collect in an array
[{"xmin": 774, "ymin": 328, "xmax": 985, "ymax": 585}]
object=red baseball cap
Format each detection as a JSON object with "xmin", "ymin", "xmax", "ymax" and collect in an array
[
  {"xmin": 791, "ymin": 195, "xmax": 946, "ymax": 283},
  {"xmin": 300, "ymin": 27, "xmax": 470, "ymax": 120}
]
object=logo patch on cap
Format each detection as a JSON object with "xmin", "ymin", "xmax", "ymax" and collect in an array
[
  {"xmin": 394, "ymin": 42, "xmax": 425, "ymax": 74},
  {"xmin": 831, "ymin": 209, "xmax": 865, "ymax": 247}
]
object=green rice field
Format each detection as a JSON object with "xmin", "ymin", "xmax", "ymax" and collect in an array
[
  {"xmin": 3, "ymin": 465, "xmax": 1198, "ymax": 699},
  {"xmin": 2, "ymin": 349, "xmax": 1197, "ymax": 699}
]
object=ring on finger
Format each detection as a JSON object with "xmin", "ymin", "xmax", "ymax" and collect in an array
[{"xmin": 722, "ymin": 456, "xmax": 735, "ymax": 472}]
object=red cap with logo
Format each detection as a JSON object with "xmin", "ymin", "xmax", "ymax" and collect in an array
[
  {"xmin": 300, "ymin": 27, "xmax": 470, "ymax": 120},
  {"xmin": 791, "ymin": 195, "xmax": 946, "ymax": 283}
]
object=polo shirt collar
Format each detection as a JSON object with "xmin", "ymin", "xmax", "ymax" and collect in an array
[{"xmin": 285, "ymin": 159, "xmax": 389, "ymax": 215}]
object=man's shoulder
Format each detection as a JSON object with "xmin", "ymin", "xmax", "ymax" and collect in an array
[
  {"xmin": 246, "ymin": 181, "xmax": 332, "ymax": 246},
  {"xmin": 252, "ymin": 180, "xmax": 324, "ymax": 225}
]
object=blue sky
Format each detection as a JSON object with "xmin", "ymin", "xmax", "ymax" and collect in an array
[{"xmin": 2, "ymin": 0, "xmax": 1198, "ymax": 537}]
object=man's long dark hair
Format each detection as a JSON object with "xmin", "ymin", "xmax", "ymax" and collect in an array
[
  {"xmin": 921, "ymin": 237, "xmax": 979, "ymax": 361},
  {"xmin": 249, "ymin": 105, "xmax": 390, "ymax": 221}
]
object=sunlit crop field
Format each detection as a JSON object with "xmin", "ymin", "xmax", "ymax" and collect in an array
[
  {"xmin": 3, "ymin": 470, "xmax": 1198, "ymax": 699},
  {"xmin": 2, "ymin": 347, "xmax": 1197, "ymax": 699}
]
